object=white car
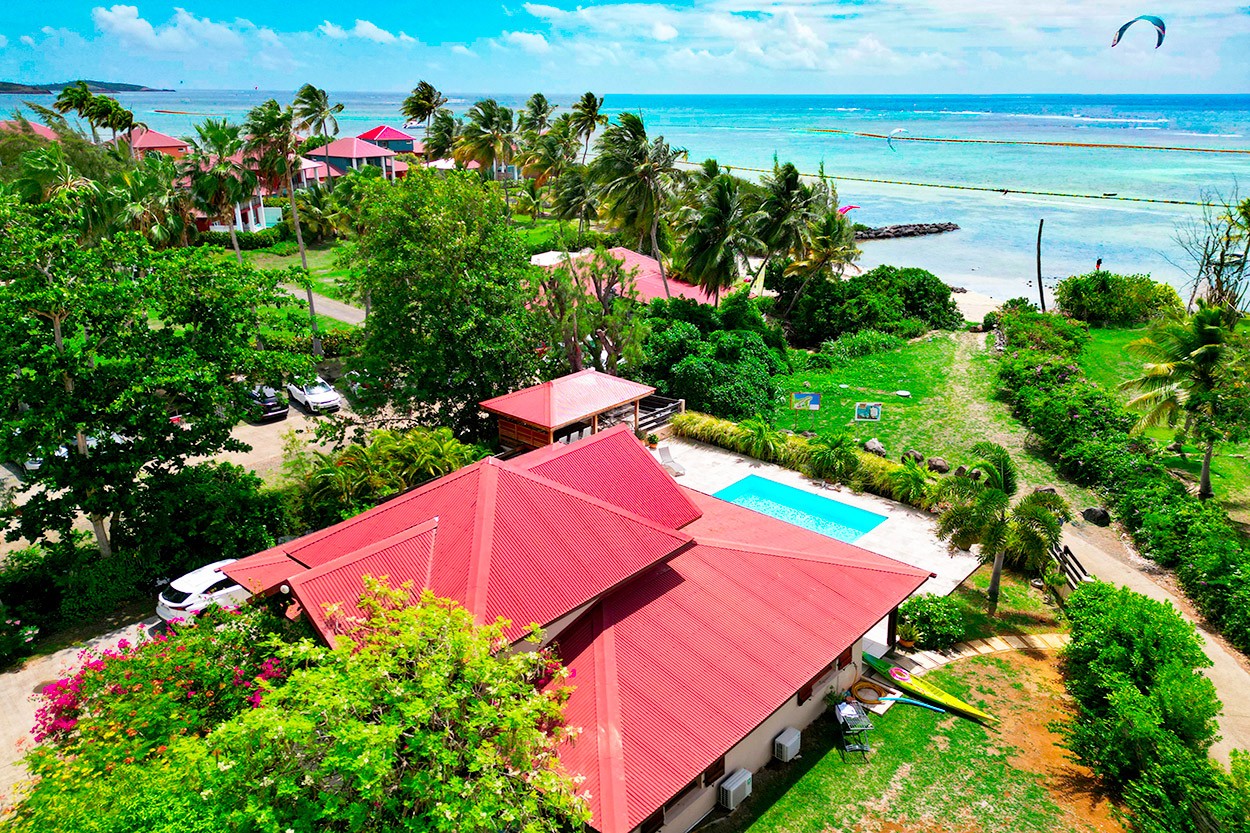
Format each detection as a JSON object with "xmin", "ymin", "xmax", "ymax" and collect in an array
[
  {"xmin": 286, "ymin": 376, "xmax": 342, "ymax": 413},
  {"xmin": 156, "ymin": 559, "xmax": 251, "ymax": 622}
]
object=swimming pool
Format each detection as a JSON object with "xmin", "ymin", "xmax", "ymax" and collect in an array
[{"xmin": 714, "ymin": 475, "xmax": 888, "ymax": 543}]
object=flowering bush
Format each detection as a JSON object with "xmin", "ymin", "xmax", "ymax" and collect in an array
[
  {"xmin": 28, "ymin": 604, "xmax": 293, "ymax": 775},
  {"xmin": 0, "ymin": 610, "xmax": 38, "ymax": 667}
]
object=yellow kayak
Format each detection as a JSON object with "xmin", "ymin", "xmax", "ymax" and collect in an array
[{"xmin": 863, "ymin": 654, "xmax": 996, "ymax": 724}]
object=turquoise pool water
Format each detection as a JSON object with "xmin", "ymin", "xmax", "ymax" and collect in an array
[{"xmin": 714, "ymin": 475, "xmax": 887, "ymax": 543}]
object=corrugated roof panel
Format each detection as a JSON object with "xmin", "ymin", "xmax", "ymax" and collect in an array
[
  {"xmin": 480, "ymin": 369, "xmax": 655, "ymax": 431},
  {"xmin": 319, "ymin": 136, "xmax": 396, "ymax": 158},
  {"xmin": 356, "ymin": 125, "xmax": 415, "ymax": 142},
  {"xmin": 222, "ymin": 549, "xmax": 303, "ymax": 595},
  {"xmin": 520, "ymin": 425, "xmax": 702, "ymax": 529}
]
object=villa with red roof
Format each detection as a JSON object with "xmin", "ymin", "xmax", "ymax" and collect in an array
[
  {"xmin": 224, "ymin": 372, "xmax": 929, "ymax": 833},
  {"xmin": 126, "ymin": 126, "xmax": 189, "ymax": 158},
  {"xmin": 313, "ymin": 136, "xmax": 399, "ymax": 180},
  {"xmin": 532, "ymin": 247, "xmax": 719, "ymax": 305},
  {"xmin": 0, "ymin": 119, "xmax": 59, "ymax": 141},
  {"xmin": 356, "ymin": 125, "xmax": 423, "ymax": 155}
]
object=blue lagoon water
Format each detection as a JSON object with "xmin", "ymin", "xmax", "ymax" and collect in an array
[
  {"xmin": 6, "ymin": 91, "xmax": 1248, "ymax": 296},
  {"xmin": 714, "ymin": 475, "xmax": 887, "ymax": 543}
]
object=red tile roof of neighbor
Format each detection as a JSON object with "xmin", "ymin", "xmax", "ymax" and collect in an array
[
  {"xmin": 555, "ymin": 535, "xmax": 929, "ymax": 833},
  {"xmin": 224, "ymin": 455, "xmax": 693, "ymax": 644},
  {"xmin": 0, "ymin": 120, "xmax": 58, "ymax": 141},
  {"xmin": 319, "ymin": 136, "xmax": 396, "ymax": 158},
  {"xmin": 480, "ymin": 369, "xmax": 656, "ymax": 431},
  {"xmin": 129, "ymin": 127, "xmax": 189, "ymax": 150},
  {"xmin": 356, "ymin": 125, "xmax": 415, "ymax": 142},
  {"xmin": 603, "ymin": 248, "xmax": 717, "ymax": 305}
]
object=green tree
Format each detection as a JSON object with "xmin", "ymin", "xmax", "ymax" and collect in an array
[
  {"xmin": 552, "ymin": 162, "xmax": 599, "ymax": 235},
  {"xmin": 754, "ymin": 160, "xmax": 818, "ymax": 286},
  {"xmin": 679, "ymin": 173, "xmax": 763, "ymax": 305},
  {"xmin": 243, "ymin": 99, "xmax": 321, "ymax": 355},
  {"xmin": 936, "ymin": 442, "xmax": 1070, "ymax": 617},
  {"xmin": 14, "ymin": 141, "xmax": 95, "ymax": 204},
  {"xmin": 401, "ymin": 80, "xmax": 449, "ymax": 154},
  {"xmin": 292, "ymin": 83, "xmax": 344, "ymax": 192},
  {"xmin": 1122, "ymin": 303, "xmax": 1247, "ymax": 500},
  {"xmin": 97, "ymin": 151, "xmax": 194, "ymax": 247},
  {"xmin": 425, "ymin": 108, "xmax": 462, "ymax": 162},
  {"xmin": 455, "ymin": 98, "xmax": 518, "ymax": 187},
  {"xmin": 517, "ymin": 114, "xmax": 578, "ymax": 187},
  {"xmin": 348, "ymin": 169, "xmax": 543, "ymax": 439},
  {"xmin": 570, "ymin": 90, "xmax": 607, "ymax": 164},
  {"xmin": 181, "ymin": 118, "xmax": 255, "ymax": 264},
  {"xmin": 51, "ymin": 81, "xmax": 98, "ymax": 141},
  {"xmin": 807, "ymin": 430, "xmax": 860, "ymax": 482},
  {"xmin": 0, "ymin": 203, "xmax": 307, "ymax": 556},
  {"xmin": 783, "ymin": 206, "xmax": 860, "ymax": 317},
  {"xmin": 592, "ymin": 112, "xmax": 686, "ymax": 297},
  {"xmin": 519, "ymin": 91, "xmax": 557, "ymax": 134}
]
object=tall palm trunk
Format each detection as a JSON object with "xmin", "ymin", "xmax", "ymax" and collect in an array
[
  {"xmin": 987, "ymin": 548, "xmax": 1006, "ymax": 618},
  {"xmin": 286, "ymin": 169, "xmax": 322, "ymax": 357},
  {"xmin": 1199, "ymin": 439, "xmax": 1215, "ymax": 500},
  {"xmin": 582, "ymin": 135, "xmax": 591, "ymax": 165},
  {"xmin": 651, "ymin": 216, "xmax": 671, "ymax": 299},
  {"xmin": 227, "ymin": 217, "xmax": 243, "ymax": 266}
]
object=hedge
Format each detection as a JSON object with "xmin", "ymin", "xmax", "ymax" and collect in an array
[
  {"xmin": 1059, "ymin": 582, "xmax": 1247, "ymax": 832},
  {"xmin": 1054, "ymin": 271, "xmax": 1183, "ymax": 325},
  {"xmin": 194, "ymin": 225, "xmax": 291, "ymax": 250},
  {"xmin": 996, "ymin": 308, "xmax": 1250, "ymax": 654}
]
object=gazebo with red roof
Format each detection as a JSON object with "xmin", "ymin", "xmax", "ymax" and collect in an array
[{"xmin": 480, "ymin": 369, "xmax": 669, "ymax": 450}]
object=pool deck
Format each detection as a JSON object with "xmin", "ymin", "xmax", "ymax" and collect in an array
[{"xmin": 659, "ymin": 438, "xmax": 980, "ymax": 644}]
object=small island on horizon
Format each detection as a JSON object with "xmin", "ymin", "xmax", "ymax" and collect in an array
[{"xmin": 0, "ymin": 79, "xmax": 173, "ymax": 94}]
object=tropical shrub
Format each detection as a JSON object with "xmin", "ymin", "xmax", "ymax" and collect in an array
[
  {"xmin": 819, "ymin": 329, "xmax": 905, "ymax": 363},
  {"xmin": 194, "ymin": 227, "xmax": 287, "ymax": 250},
  {"xmin": 898, "ymin": 593, "xmax": 966, "ymax": 651},
  {"xmin": 1055, "ymin": 271, "xmax": 1183, "ymax": 324},
  {"xmin": 0, "ymin": 606, "xmax": 38, "ymax": 667},
  {"xmin": 888, "ymin": 458, "xmax": 937, "ymax": 509},
  {"xmin": 807, "ymin": 430, "xmax": 861, "ymax": 482}
]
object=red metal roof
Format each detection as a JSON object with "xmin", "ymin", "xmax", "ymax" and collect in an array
[
  {"xmin": 223, "ymin": 548, "xmax": 305, "ymax": 595},
  {"xmin": 225, "ymin": 457, "xmax": 692, "ymax": 643},
  {"xmin": 556, "ymin": 533, "xmax": 930, "ymax": 833},
  {"xmin": 129, "ymin": 127, "xmax": 189, "ymax": 151},
  {"xmin": 516, "ymin": 424, "xmax": 702, "ymax": 529},
  {"xmin": 0, "ymin": 120, "xmax": 58, "ymax": 141},
  {"xmin": 289, "ymin": 519, "xmax": 439, "ymax": 647},
  {"xmin": 356, "ymin": 125, "xmax": 415, "ymax": 142},
  {"xmin": 319, "ymin": 136, "xmax": 396, "ymax": 158},
  {"xmin": 480, "ymin": 369, "xmax": 656, "ymax": 431}
]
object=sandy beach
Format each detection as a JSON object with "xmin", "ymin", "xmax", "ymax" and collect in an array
[{"xmin": 953, "ymin": 287, "xmax": 1003, "ymax": 322}]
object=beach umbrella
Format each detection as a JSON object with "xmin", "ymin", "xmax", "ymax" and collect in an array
[
  {"xmin": 1112, "ymin": 15, "xmax": 1166, "ymax": 48},
  {"xmin": 887, "ymin": 128, "xmax": 907, "ymax": 151}
]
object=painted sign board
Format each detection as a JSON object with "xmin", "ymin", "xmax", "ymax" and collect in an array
[
  {"xmin": 855, "ymin": 402, "xmax": 883, "ymax": 421},
  {"xmin": 791, "ymin": 392, "xmax": 821, "ymax": 411}
]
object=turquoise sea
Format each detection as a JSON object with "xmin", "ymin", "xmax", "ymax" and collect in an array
[{"xmin": 5, "ymin": 91, "xmax": 1248, "ymax": 299}]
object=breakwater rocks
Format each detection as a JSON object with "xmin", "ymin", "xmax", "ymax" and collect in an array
[{"xmin": 855, "ymin": 222, "xmax": 959, "ymax": 240}]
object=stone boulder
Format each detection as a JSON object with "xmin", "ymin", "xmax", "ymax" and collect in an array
[
  {"xmin": 902, "ymin": 449, "xmax": 924, "ymax": 465},
  {"xmin": 954, "ymin": 465, "xmax": 969, "ymax": 477},
  {"xmin": 864, "ymin": 438, "xmax": 887, "ymax": 457},
  {"xmin": 1033, "ymin": 486, "xmax": 1058, "ymax": 494},
  {"xmin": 1082, "ymin": 507, "xmax": 1112, "ymax": 527},
  {"xmin": 927, "ymin": 457, "xmax": 950, "ymax": 474},
  {"xmin": 1165, "ymin": 441, "xmax": 1183, "ymax": 454}
]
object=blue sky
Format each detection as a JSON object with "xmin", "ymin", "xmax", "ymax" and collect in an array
[{"xmin": 2, "ymin": 1, "xmax": 1249, "ymax": 94}]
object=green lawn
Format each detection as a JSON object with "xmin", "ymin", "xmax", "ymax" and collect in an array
[
  {"xmin": 703, "ymin": 655, "xmax": 1113, "ymax": 833},
  {"xmin": 950, "ymin": 566, "xmax": 1065, "ymax": 642},
  {"xmin": 245, "ymin": 243, "xmax": 356, "ymax": 304},
  {"xmin": 1080, "ymin": 326, "xmax": 1250, "ymax": 525},
  {"xmin": 510, "ymin": 216, "xmax": 579, "ymax": 248}
]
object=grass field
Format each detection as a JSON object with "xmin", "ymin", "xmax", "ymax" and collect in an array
[
  {"xmin": 246, "ymin": 243, "xmax": 355, "ymax": 303},
  {"xmin": 950, "ymin": 566, "xmax": 1065, "ymax": 642},
  {"xmin": 1079, "ymin": 326, "xmax": 1250, "ymax": 525},
  {"xmin": 701, "ymin": 653, "xmax": 1120, "ymax": 833}
]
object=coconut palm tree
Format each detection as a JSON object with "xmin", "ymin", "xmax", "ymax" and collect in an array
[
  {"xmin": 455, "ymin": 98, "xmax": 517, "ymax": 185},
  {"xmin": 1121, "ymin": 303, "xmax": 1241, "ymax": 500},
  {"xmin": 755, "ymin": 161, "xmax": 817, "ymax": 285},
  {"xmin": 401, "ymin": 80, "xmax": 448, "ymax": 154},
  {"xmin": 181, "ymin": 118, "xmax": 255, "ymax": 264},
  {"xmin": 552, "ymin": 163, "xmax": 598, "ymax": 235},
  {"xmin": 519, "ymin": 92, "xmax": 557, "ymax": 134},
  {"xmin": 783, "ymin": 206, "xmax": 860, "ymax": 317},
  {"xmin": 293, "ymin": 84, "xmax": 344, "ymax": 192},
  {"xmin": 52, "ymin": 82, "xmax": 98, "ymax": 141},
  {"xmin": 570, "ymin": 91, "xmax": 607, "ymax": 164},
  {"xmin": 936, "ymin": 442, "xmax": 1070, "ymax": 617},
  {"xmin": 425, "ymin": 109, "xmax": 462, "ymax": 162},
  {"xmin": 243, "ymin": 99, "xmax": 321, "ymax": 355},
  {"xmin": 592, "ymin": 112, "xmax": 686, "ymax": 297},
  {"xmin": 679, "ymin": 173, "xmax": 763, "ymax": 305},
  {"xmin": 516, "ymin": 115, "xmax": 578, "ymax": 187}
]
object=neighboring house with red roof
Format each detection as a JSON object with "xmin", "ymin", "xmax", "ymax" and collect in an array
[
  {"xmin": 356, "ymin": 125, "xmax": 424, "ymax": 155},
  {"xmin": 0, "ymin": 119, "xmax": 58, "ymax": 141},
  {"xmin": 315, "ymin": 136, "xmax": 398, "ymax": 180},
  {"xmin": 224, "ymin": 418, "xmax": 930, "ymax": 833},
  {"xmin": 531, "ymin": 247, "xmax": 719, "ymax": 305},
  {"xmin": 127, "ymin": 126, "xmax": 189, "ymax": 158}
]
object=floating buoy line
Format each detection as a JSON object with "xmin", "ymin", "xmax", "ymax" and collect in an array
[{"xmin": 806, "ymin": 127, "xmax": 1250, "ymax": 156}]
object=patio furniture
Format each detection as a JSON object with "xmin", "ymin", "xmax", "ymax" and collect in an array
[
  {"xmin": 835, "ymin": 699, "xmax": 874, "ymax": 762},
  {"xmin": 658, "ymin": 446, "xmax": 686, "ymax": 477}
]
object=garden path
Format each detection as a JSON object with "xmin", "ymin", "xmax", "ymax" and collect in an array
[{"xmin": 280, "ymin": 285, "xmax": 365, "ymax": 326}]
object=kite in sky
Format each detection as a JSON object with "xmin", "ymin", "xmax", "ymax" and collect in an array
[
  {"xmin": 1111, "ymin": 15, "xmax": 1166, "ymax": 48},
  {"xmin": 887, "ymin": 128, "xmax": 907, "ymax": 151},
  {"xmin": 838, "ymin": 205, "xmax": 860, "ymax": 215}
]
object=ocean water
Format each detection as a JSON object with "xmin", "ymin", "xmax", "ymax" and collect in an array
[{"xmin": 5, "ymin": 91, "xmax": 1248, "ymax": 299}]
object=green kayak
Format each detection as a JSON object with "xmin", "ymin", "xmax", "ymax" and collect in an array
[{"xmin": 863, "ymin": 654, "xmax": 996, "ymax": 724}]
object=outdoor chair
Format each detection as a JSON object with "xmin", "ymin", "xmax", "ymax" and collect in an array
[
  {"xmin": 658, "ymin": 446, "xmax": 686, "ymax": 477},
  {"xmin": 834, "ymin": 699, "xmax": 874, "ymax": 762}
]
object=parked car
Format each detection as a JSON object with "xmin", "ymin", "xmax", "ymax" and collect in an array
[
  {"xmin": 156, "ymin": 559, "xmax": 250, "ymax": 622},
  {"xmin": 286, "ymin": 376, "xmax": 342, "ymax": 413},
  {"xmin": 246, "ymin": 385, "xmax": 290, "ymax": 422}
]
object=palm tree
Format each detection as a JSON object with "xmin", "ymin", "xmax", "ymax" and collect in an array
[
  {"xmin": 293, "ymin": 84, "xmax": 344, "ymax": 192},
  {"xmin": 517, "ymin": 115, "xmax": 578, "ymax": 187},
  {"xmin": 754, "ymin": 161, "xmax": 817, "ymax": 286},
  {"xmin": 101, "ymin": 152, "xmax": 194, "ymax": 247},
  {"xmin": 889, "ymin": 458, "xmax": 937, "ymax": 509},
  {"xmin": 15, "ymin": 141, "xmax": 94, "ymax": 203},
  {"xmin": 1121, "ymin": 303, "xmax": 1239, "ymax": 500},
  {"xmin": 936, "ymin": 442, "xmax": 1070, "ymax": 617},
  {"xmin": 455, "ymin": 99, "xmax": 517, "ymax": 186},
  {"xmin": 425, "ymin": 109, "xmax": 462, "ymax": 162},
  {"xmin": 243, "ymin": 99, "xmax": 321, "ymax": 355},
  {"xmin": 679, "ymin": 173, "xmax": 763, "ymax": 304},
  {"xmin": 736, "ymin": 418, "xmax": 786, "ymax": 462},
  {"xmin": 807, "ymin": 430, "xmax": 860, "ymax": 482},
  {"xmin": 553, "ymin": 164, "xmax": 598, "ymax": 236},
  {"xmin": 783, "ymin": 207, "xmax": 860, "ymax": 317},
  {"xmin": 592, "ymin": 112, "xmax": 686, "ymax": 297},
  {"xmin": 519, "ymin": 92, "xmax": 557, "ymax": 134},
  {"xmin": 52, "ymin": 82, "xmax": 97, "ymax": 141},
  {"xmin": 401, "ymin": 80, "xmax": 448, "ymax": 155},
  {"xmin": 181, "ymin": 118, "xmax": 255, "ymax": 264},
  {"xmin": 570, "ymin": 91, "xmax": 608, "ymax": 164}
]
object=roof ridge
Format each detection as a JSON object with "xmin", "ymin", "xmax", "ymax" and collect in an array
[
  {"xmin": 291, "ymin": 518, "xmax": 441, "ymax": 585},
  {"xmin": 695, "ymin": 537, "xmax": 934, "ymax": 578},
  {"xmin": 591, "ymin": 603, "xmax": 629, "ymax": 833},
  {"xmin": 465, "ymin": 462, "xmax": 499, "ymax": 622}
]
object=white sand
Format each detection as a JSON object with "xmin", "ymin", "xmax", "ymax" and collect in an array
[{"xmin": 953, "ymin": 288, "xmax": 1002, "ymax": 322}]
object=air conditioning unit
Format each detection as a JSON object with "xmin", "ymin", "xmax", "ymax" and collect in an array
[
  {"xmin": 718, "ymin": 768, "xmax": 752, "ymax": 810},
  {"xmin": 773, "ymin": 727, "xmax": 801, "ymax": 762}
]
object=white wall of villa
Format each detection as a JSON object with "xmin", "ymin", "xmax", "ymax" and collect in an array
[{"xmin": 208, "ymin": 194, "xmax": 270, "ymax": 234}]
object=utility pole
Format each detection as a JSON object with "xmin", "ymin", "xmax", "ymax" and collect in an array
[{"xmin": 1036, "ymin": 219, "xmax": 1047, "ymax": 312}]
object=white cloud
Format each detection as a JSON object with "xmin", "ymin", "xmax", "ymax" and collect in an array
[
  {"xmin": 318, "ymin": 20, "xmax": 348, "ymax": 38},
  {"xmin": 502, "ymin": 30, "xmax": 550, "ymax": 53},
  {"xmin": 90, "ymin": 5, "xmax": 241, "ymax": 53},
  {"xmin": 20, "ymin": 35, "xmax": 36, "ymax": 47},
  {"xmin": 399, "ymin": 31, "xmax": 416, "ymax": 43},
  {"xmin": 351, "ymin": 19, "xmax": 396, "ymax": 44},
  {"xmin": 451, "ymin": 44, "xmax": 478, "ymax": 57},
  {"xmin": 652, "ymin": 21, "xmax": 678, "ymax": 41}
]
